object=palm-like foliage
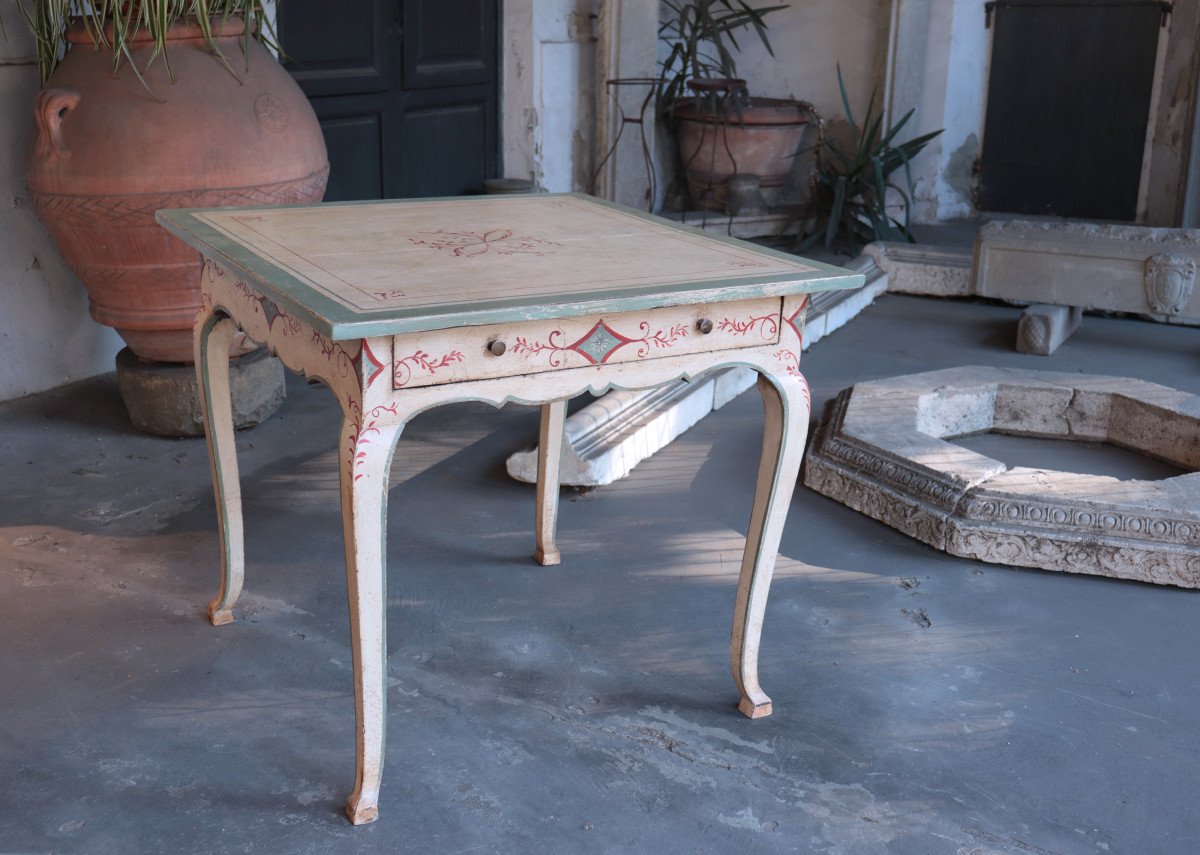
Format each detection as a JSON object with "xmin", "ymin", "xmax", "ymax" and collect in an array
[
  {"xmin": 798, "ymin": 67, "xmax": 942, "ymax": 251},
  {"xmin": 657, "ymin": 0, "xmax": 787, "ymax": 116},
  {"xmin": 11, "ymin": 0, "xmax": 279, "ymax": 86}
]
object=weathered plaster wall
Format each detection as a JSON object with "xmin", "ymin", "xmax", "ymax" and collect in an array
[
  {"xmin": 887, "ymin": 0, "xmax": 988, "ymax": 223},
  {"xmin": 507, "ymin": 0, "xmax": 889, "ymax": 203},
  {"xmin": 0, "ymin": 7, "xmax": 123, "ymax": 403},
  {"xmin": 593, "ymin": 0, "xmax": 660, "ymax": 209},
  {"xmin": 502, "ymin": 0, "xmax": 600, "ymax": 192},
  {"xmin": 733, "ymin": 0, "xmax": 889, "ymax": 125}
]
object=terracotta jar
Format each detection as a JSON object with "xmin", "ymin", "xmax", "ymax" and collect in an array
[
  {"xmin": 675, "ymin": 96, "xmax": 810, "ymax": 212},
  {"xmin": 27, "ymin": 18, "xmax": 329, "ymax": 363}
]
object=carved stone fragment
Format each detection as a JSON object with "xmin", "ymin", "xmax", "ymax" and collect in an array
[
  {"xmin": 1016, "ymin": 304, "xmax": 1082, "ymax": 356},
  {"xmin": 973, "ymin": 220, "xmax": 1200, "ymax": 330},
  {"xmin": 1144, "ymin": 253, "xmax": 1196, "ymax": 316},
  {"xmin": 803, "ymin": 367, "xmax": 1200, "ymax": 588}
]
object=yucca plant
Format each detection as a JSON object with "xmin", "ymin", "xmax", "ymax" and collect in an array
[
  {"xmin": 657, "ymin": 0, "xmax": 787, "ymax": 117},
  {"xmin": 9, "ymin": 0, "xmax": 278, "ymax": 86},
  {"xmin": 797, "ymin": 66, "xmax": 942, "ymax": 251}
]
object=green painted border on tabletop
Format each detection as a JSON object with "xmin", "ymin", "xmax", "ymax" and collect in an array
[{"xmin": 157, "ymin": 193, "xmax": 865, "ymax": 341}]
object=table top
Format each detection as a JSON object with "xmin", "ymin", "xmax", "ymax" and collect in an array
[{"xmin": 158, "ymin": 193, "xmax": 863, "ymax": 339}]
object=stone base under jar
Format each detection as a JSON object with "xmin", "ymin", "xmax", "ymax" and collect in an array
[{"xmin": 116, "ymin": 347, "xmax": 285, "ymax": 437}]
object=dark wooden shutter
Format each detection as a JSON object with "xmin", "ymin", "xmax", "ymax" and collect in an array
[{"xmin": 978, "ymin": 0, "xmax": 1166, "ymax": 220}]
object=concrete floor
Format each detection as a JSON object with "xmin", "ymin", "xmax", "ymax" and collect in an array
[{"xmin": 1, "ymin": 294, "xmax": 1198, "ymax": 854}]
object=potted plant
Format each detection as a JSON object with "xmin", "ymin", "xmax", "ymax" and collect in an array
[
  {"xmin": 657, "ymin": 0, "xmax": 812, "ymax": 212},
  {"xmin": 795, "ymin": 68, "xmax": 942, "ymax": 252},
  {"xmin": 14, "ymin": 0, "xmax": 328, "ymax": 364}
]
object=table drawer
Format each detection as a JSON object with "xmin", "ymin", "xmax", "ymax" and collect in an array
[{"xmin": 390, "ymin": 297, "xmax": 783, "ymax": 390}]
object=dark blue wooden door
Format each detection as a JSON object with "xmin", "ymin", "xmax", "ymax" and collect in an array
[{"xmin": 278, "ymin": 0, "xmax": 499, "ymax": 201}]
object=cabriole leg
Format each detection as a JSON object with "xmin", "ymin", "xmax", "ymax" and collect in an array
[
  {"xmin": 195, "ymin": 311, "xmax": 245, "ymax": 627},
  {"xmin": 732, "ymin": 371, "xmax": 812, "ymax": 719},
  {"xmin": 534, "ymin": 398, "xmax": 568, "ymax": 566},
  {"xmin": 340, "ymin": 409, "xmax": 404, "ymax": 825}
]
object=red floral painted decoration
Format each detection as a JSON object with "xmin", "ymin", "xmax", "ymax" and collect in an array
[
  {"xmin": 717, "ymin": 313, "xmax": 780, "ymax": 340},
  {"xmin": 393, "ymin": 349, "xmax": 465, "ymax": 388},
  {"xmin": 409, "ymin": 229, "xmax": 561, "ymax": 257},
  {"xmin": 312, "ymin": 331, "xmax": 361, "ymax": 380},
  {"xmin": 773, "ymin": 296, "xmax": 809, "ymax": 378},
  {"xmin": 346, "ymin": 400, "xmax": 401, "ymax": 481},
  {"xmin": 235, "ymin": 279, "xmax": 302, "ymax": 336},
  {"xmin": 513, "ymin": 320, "xmax": 688, "ymax": 367}
]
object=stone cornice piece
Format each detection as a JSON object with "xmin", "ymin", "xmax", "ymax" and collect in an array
[{"xmin": 974, "ymin": 220, "xmax": 1200, "ymax": 325}]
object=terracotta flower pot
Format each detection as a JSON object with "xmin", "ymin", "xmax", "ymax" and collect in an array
[
  {"xmin": 26, "ymin": 18, "xmax": 329, "ymax": 363},
  {"xmin": 674, "ymin": 97, "xmax": 810, "ymax": 212}
]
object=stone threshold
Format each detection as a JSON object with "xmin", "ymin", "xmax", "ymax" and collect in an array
[{"xmin": 506, "ymin": 245, "xmax": 891, "ymax": 487}]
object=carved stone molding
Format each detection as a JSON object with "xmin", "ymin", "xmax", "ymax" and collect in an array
[
  {"xmin": 803, "ymin": 366, "xmax": 1200, "ymax": 588},
  {"xmin": 1144, "ymin": 253, "xmax": 1196, "ymax": 316}
]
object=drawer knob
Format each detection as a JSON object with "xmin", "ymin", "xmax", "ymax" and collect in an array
[
  {"xmin": 487, "ymin": 339, "xmax": 507, "ymax": 357},
  {"xmin": 697, "ymin": 318, "xmax": 714, "ymax": 335}
]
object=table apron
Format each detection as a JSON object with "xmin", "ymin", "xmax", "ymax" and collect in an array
[
  {"xmin": 367, "ymin": 344, "xmax": 807, "ymax": 423},
  {"xmin": 390, "ymin": 296, "xmax": 784, "ymax": 390}
]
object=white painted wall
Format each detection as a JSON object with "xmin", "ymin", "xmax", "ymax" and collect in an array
[
  {"xmin": 0, "ymin": 6, "xmax": 123, "ymax": 403},
  {"xmin": 502, "ymin": 0, "xmax": 600, "ymax": 192},
  {"xmin": 733, "ymin": 0, "xmax": 888, "ymax": 125},
  {"xmin": 504, "ymin": 0, "xmax": 889, "ymax": 201},
  {"xmin": 933, "ymin": 0, "xmax": 988, "ymax": 220},
  {"xmin": 886, "ymin": 0, "xmax": 989, "ymax": 223}
]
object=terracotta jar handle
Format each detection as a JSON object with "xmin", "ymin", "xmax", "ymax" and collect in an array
[{"xmin": 34, "ymin": 88, "xmax": 81, "ymax": 160}]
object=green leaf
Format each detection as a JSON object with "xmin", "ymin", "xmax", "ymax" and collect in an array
[
  {"xmin": 876, "ymin": 108, "xmax": 915, "ymax": 152},
  {"xmin": 804, "ymin": 68, "xmax": 944, "ymax": 251},
  {"xmin": 14, "ymin": 0, "xmax": 277, "ymax": 85},
  {"xmin": 825, "ymin": 175, "xmax": 847, "ymax": 248},
  {"xmin": 836, "ymin": 64, "xmax": 856, "ymax": 135}
]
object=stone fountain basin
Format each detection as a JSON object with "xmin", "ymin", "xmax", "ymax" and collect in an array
[{"xmin": 804, "ymin": 366, "xmax": 1200, "ymax": 588}]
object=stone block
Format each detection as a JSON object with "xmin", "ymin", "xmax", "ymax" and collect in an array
[
  {"xmin": 915, "ymin": 385, "xmax": 996, "ymax": 437},
  {"xmin": 1107, "ymin": 396, "xmax": 1200, "ymax": 470},
  {"xmin": 1016, "ymin": 304, "xmax": 1082, "ymax": 355},
  {"xmin": 116, "ymin": 348, "xmax": 285, "ymax": 437},
  {"xmin": 974, "ymin": 220, "xmax": 1200, "ymax": 323},
  {"xmin": 992, "ymin": 381, "xmax": 1110, "ymax": 440}
]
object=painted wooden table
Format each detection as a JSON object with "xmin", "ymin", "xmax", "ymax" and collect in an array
[{"xmin": 157, "ymin": 193, "xmax": 862, "ymax": 825}]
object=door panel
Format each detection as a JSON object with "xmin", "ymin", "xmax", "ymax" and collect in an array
[
  {"xmin": 278, "ymin": 0, "xmax": 499, "ymax": 201},
  {"xmin": 401, "ymin": 99, "xmax": 494, "ymax": 197},
  {"xmin": 319, "ymin": 114, "xmax": 386, "ymax": 201},
  {"xmin": 278, "ymin": 0, "xmax": 392, "ymax": 97},
  {"xmin": 403, "ymin": 0, "xmax": 494, "ymax": 89},
  {"xmin": 979, "ymin": 0, "xmax": 1163, "ymax": 220}
]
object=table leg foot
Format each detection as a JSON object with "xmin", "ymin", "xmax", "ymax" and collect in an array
[
  {"xmin": 730, "ymin": 372, "xmax": 810, "ymax": 721},
  {"xmin": 345, "ymin": 795, "xmax": 379, "ymax": 825},
  {"xmin": 195, "ymin": 310, "xmax": 246, "ymax": 628},
  {"xmin": 208, "ymin": 603, "xmax": 235, "ymax": 626},
  {"xmin": 534, "ymin": 400, "xmax": 567, "ymax": 566},
  {"xmin": 339, "ymin": 407, "xmax": 402, "ymax": 831},
  {"xmin": 738, "ymin": 696, "xmax": 773, "ymax": 719}
]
